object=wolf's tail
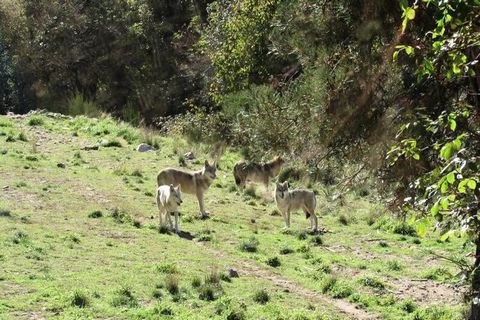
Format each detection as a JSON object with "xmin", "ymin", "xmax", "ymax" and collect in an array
[{"xmin": 233, "ymin": 164, "xmax": 242, "ymax": 186}]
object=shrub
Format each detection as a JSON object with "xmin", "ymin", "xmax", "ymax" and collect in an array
[
  {"xmin": 110, "ymin": 208, "xmax": 132, "ymax": 224},
  {"xmin": 319, "ymin": 275, "xmax": 337, "ymax": 294},
  {"xmin": 155, "ymin": 263, "xmax": 178, "ymax": 274},
  {"xmin": 152, "ymin": 289, "xmax": 163, "ymax": 299},
  {"xmin": 239, "ymin": 237, "xmax": 259, "ymax": 252},
  {"xmin": 359, "ymin": 277, "xmax": 385, "ymax": 290},
  {"xmin": 297, "ymin": 231, "xmax": 308, "ymax": 240},
  {"xmin": 279, "ymin": 246, "xmax": 294, "ymax": 255},
  {"xmin": 253, "ymin": 289, "xmax": 269, "ymax": 304},
  {"xmin": 12, "ymin": 230, "xmax": 29, "ymax": 245},
  {"xmin": 422, "ymin": 267, "xmax": 453, "ymax": 281},
  {"xmin": 88, "ymin": 210, "xmax": 103, "ymax": 219},
  {"xmin": 191, "ymin": 276, "xmax": 202, "ymax": 288},
  {"xmin": 165, "ymin": 274, "xmax": 179, "ymax": 295},
  {"xmin": 71, "ymin": 290, "xmax": 89, "ymax": 308},
  {"xmin": 400, "ymin": 299, "xmax": 417, "ymax": 313},
  {"xmin": 393, "ymin": 222, "xmax": 417, "ymax": 236},
  {"xmin": 338, "ymin": 214, "xmax": 350, "ymax": 226},
  {"xmin": 386, "ymin": 260, "xmax": 403, "ymax": 271},
  {"xmin": 199, "ymin": 283, "xmax": 222, "ymax": 301},
  {"xmin": 28, "ymin": 116, "xmax": 44, "ymax": 126},
  {"xmin": 132, "ymin": 220, "xmax": 141, "ymax": 228},
  {"xmin": 205, "ymin": 269, "xmax": 220, "ymax": 284},
  {"xmin": 103, "ymin": 139, "xmax": 122, "ymax": 148},
  {"xmin": 17, "ymin": 132, "xmax": 28, "ymax": 142},
  {"xmin": 310, "ymin": 235, "xmax": 323, "ymax": 246},
  {"xmin": 265, "ymin": 256, "xmax": 281, "ymax": 267},
  {"xmin": 227, "ymin": 309, "xmax": 246, "ymax": 320},
  {"xmin": 111, "ymin": 287, "xmax": 138, "ymax": 307},
  {"xmin": 0, "ymin": 209, "xmax": 12, "ymax": 217}
]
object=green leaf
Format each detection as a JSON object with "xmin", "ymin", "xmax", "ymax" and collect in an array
[
  {"xmin": 452, "ymin": 63, "xmax": 461, "ymax": 74},
  {"xmin": 440, "ymin": 197, "xmax": 449, "ymax": 210},
  {"xmin": 413, "ymin": 153, "xmax": 420, "ymax": 160},
  {"xmin": 431, "ymin": 203, "xmax": 440, "ymax": 216},
  {"xmin": 467, "ymin": 179, "xmax": 477, "ymax": 190},
  {"xmin": 446, "ymin": 172, "xmax": 455, "ymax": 184},
  {"xmin": 440, "ymin": 143, "xmax": 453, "ymax": 160},
  {"xmin": 458, "ymin": 180, "xmax": 468, "ymax": 193},
  {"xmin": 440, "ymin": 181, "xmax": 448, "ymax": 193},
  {"xmin": 449, "ymin": 119, "xmax": 456, "ymax": 131}
]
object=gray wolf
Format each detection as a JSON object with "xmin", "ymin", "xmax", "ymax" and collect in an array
[
  {"xmin": 233, "ymin": 156, "xmax": 284, "ymax": 190},
  {"xmin": 156, "ymin": 184, "xmax": 183, "ymax": 233},
  {"xmin": 157, "ymin": 160, "xmax": 217, "ymax": 218},
  {"xmin": 275, "ymin": 181, "xmax": 318, "ymax": 232}
]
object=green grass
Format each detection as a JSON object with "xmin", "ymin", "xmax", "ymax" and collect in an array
[{"xmin": 0, "ymin": 113, "xmax": 469, "ymax": 320}]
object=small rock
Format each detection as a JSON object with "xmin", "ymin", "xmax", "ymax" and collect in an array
[
  {"xmin": 2, "ymin": 185, "xmax": 9, "ymax": 190},
  {"xmin": 228, "ymin": 268, "xmax": 239, "ymax": 278},
  {"xmin": 57, "ymin": 163, "xmax": 66, "ymax": 168},
  {"xmin": 184, "ymin": 151, "xmax": 195, "ymax": 160},
  {"xmin": 99, "ymin": 138, "xmax": 109, "ymax": 145},
  {"xmin": 136, "ymin": 143, "xmax": 154, "ymax": 152}
]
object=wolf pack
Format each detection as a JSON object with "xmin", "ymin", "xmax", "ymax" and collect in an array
[{"xmin": 156, "ymin": 156, "xmax": 319, "ymax": 234}]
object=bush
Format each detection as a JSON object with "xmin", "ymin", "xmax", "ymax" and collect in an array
[
  {"xmin": 226, "ymin": 309, "xmax": 246, "ymax": 320},
  {"xmin": 152, "ymin": 289, "xmax": 163, "ymax": 299},
  {"xmin": 88, "ymin": 210, "xmax": 103, "ymax": 219},
  {"xmin": 71, "ymin": 290, "xmax": 89, "ymax": 308},
  {"xmin": 199, "ymin": 283, "xmax": 222, "ymax": 301},
  {"xmin": 400, "ymin": 300, "xmax": 417, "ymax": 313},
  {"xmin": 338, "ymin": 214, "xmax": 350, "ymax": 226},
  {"xmin": 205, "ymin": 269, "xmax": 220, "ymax": 284},
  {"xmin": 279, "ymin": 245, "xmax": 294, "ymax": 255},
  {"xmin": 359, "ymin": 277, "xmax": 385, "ymax": 290},
  {"xmin": 165, "ymin": 274, "xmax": 179, "ymax": 295},
  {"xmin": 0, "ymin": 209, "xmax": 12, "ymax": 217},
  {"xmin": 252, "ymin": 289, "xmax": 269, "ymax": 304},
  {"xmin": 239, "ymin": 237, "xmax": 259, "ymax": 252},
  {"xmin": 310, "ymin": 235, "xmax": 323, "ymax": 246},
  {"xmin": 265, "ymin": 256, "xmax": 281, "ymax": 267},
  {"xmin": 28, "ymin": 116, "xmax": 44, "ymax": 126},
  {"xmin": 111, "ymin": 287, "xmax": 138, "ymax": 307},
  {"xmin": 278, "ymin": 166, "xmax": 304, "ymax": 183},
  {"xmin": 191, "ymin": 276, "xmax": 202, "ymax": 288},
  {"xmin": 155, "ymin": 263, "xmax": 178, "ymax": 274},
  {"xmin": 103, "ymin": 139, "xmax": 123, "ymax": 148}
]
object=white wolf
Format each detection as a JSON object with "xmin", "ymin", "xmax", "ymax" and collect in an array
[
  {"xmin": 275, "ymin": 181, "xmax": 318, "ymax": 232},
  {"xmin": 156, "ymin": 184, "xmax": 183, "ymax": 233}
]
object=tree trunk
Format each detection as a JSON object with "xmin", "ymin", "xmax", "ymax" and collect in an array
[{"xmin": 470, "ymin": 235, "xmax": 480, "ymax": 320}]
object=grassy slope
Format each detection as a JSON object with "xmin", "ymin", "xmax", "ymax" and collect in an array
[{"xmin": 0, "ymin": 114, "xmax": 470, "ymax": 320}]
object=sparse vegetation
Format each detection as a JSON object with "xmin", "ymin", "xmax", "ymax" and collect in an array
[
  {"xmin": 239, "ymin": 237, "xmax": 259, "ymax": 253},
  {"xmin": 253, "ymin": 289, "xmax": 270, "ymax": 304}
]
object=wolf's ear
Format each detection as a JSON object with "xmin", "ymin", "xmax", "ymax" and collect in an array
[
  {"xmin": 175, "ymin": 184, "xmax": 181, "ymax": 192},
  {"xmin": 283, "ymin": 181, "xmax": 289, "ymax": 188},
  {"xmin": 213, "ymin": 161, "xmax": 218, "ymax": 168},
  {"xmin": 204, "ymin": 160, "xmax": 210, "ymax": 167},
  {"xmin": 170, "ymin": 184, "xmax": 175, "ymax": 191}
]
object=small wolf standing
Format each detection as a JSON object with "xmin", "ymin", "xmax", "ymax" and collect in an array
[
  {"xmin": 157, "ymin": 160, "xmax": 217, "ymax": 218},
  {"xmin": 233, "ymin": 156, "xmax": 284, "ymax": 190},
  {"xmin": 275, "ymin": 181, "xmax": 318, "ymax": 232},
  {"xmin": 156, "ymin": 184, "xmax": 183, "ymax": 233}
]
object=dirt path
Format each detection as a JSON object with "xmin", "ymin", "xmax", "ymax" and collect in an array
[{"xmin": 197, "ymin": 243, "xmax": 380, "ymax": 320}]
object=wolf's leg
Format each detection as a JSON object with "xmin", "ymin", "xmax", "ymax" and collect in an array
[
  {"xmin": 286, "ymin": 210, "xmax": 291, "ymax": 228},
  {"xmin": 310, "ymin": 213, "xmax": 318, "ymax": 232},
  {"xmin": 158, "ymin": 207, "xmax": 163, "ymax": 227},
  {"xmin": 281, "ymin": 210, "xmax": 288, "ymax": 228},
  {"xmin": 174, "ymin": 211, "xmax": 179, "ymax": 233},
  {"xmin": 167, "ymin": 212, "xmax": 174, "ymax": 230},
  {"xmin": 196, "ymin": 192, "xmax": 208, "ymax": 217}
]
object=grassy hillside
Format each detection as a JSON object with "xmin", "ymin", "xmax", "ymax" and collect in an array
[{"xmin": 0, "ymin": 113, "xmax": 469, "ymax": 319}]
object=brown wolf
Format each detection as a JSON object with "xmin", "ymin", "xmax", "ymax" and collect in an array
[
  {"xmin": 157, "ymin": 160, "xmax": 217, "ymax": 218},
  {"xmin": 233, "ymin": 156, "xmax": 284, "ymax": 190}
]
